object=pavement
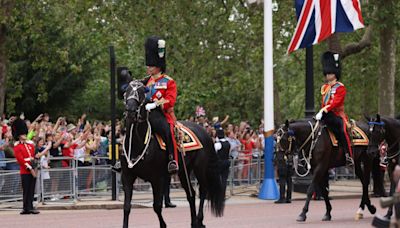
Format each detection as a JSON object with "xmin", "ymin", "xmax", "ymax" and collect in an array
[
  {"xmin": 0, "ymin": 198, "xmax": 385, "ymax": 228},
  {"xmin": 0, "ymin": 179, "xmax": 375, "ymax": 211}
]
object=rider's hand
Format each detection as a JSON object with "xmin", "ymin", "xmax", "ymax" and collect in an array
[
  {"xmin": 315, "ymin": 110, "xmax": 323, "ymax": 121},
  {"xmin": 145, "ymin": 103, "xmax": 157, "ymax": 111}
]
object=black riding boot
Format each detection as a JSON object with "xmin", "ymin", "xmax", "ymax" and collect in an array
[
  {"xmin": 275, "ymin": 177, "xmax": 286, "ymax": 204},
  {"xmin": 149, "ymin": 110, "xmax": 179, "ymax": 174},
  {"xmin": 286, "ymin": 169, "xmax": 293, "ymax": 203}
]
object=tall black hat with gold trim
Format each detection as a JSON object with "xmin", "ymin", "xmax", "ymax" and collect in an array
[
  {"xmin": 145, "ymin": 36, "xmax": 166, "ymax": 73},
  {"xmin": 321, "ymin": 51, "xmax": 341, "ymax": 80}
]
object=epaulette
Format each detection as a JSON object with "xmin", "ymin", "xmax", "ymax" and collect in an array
[
  {"xmin": 320, "ymin": 84, "xmax": 329, "ymax": 95},
  {"xmin": 163, "ymin": 75, "xmax": 174, "ymax": 81},
  {"xmin": 26, "ymin": 140, "xmax": 35, "ymax": 145}
]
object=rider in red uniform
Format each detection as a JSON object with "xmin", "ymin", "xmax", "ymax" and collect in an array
[
  {"xmin": 112, "ymin": 36, "xmax": 179, "ymax": 174},
  {"xmin": 315, "ymin": 51, "xmax": 353, "ymax": 166},
  {"xmin": 143, "ymin": 36, "xmax": 179, "ymax": 174}
]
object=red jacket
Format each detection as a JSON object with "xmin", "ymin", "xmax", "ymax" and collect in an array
[
  {"xmin": 321, "ymin": 82, "xmax": 347, "ymax": 121},
  {"xmin": 146, "ymin": 74, "xmax": 177, "ymax": 124},
  {"xmin": 14, "ymin": 142, "xmax": 36, "ymax": 175}
]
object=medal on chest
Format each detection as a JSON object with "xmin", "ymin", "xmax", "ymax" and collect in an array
[{"xmin": 155, "ymin": 91, "xmax": 162, "ymax": 99}]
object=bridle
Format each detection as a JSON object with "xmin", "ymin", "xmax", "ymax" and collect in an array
[
  {"xmin": 124, "ymin": 81, "xmax": 147, "ymax": 123},
  {"xmin": 367, "ymin": 121, "xmax": 386, "ymax": 151},
  {"xmin": 366, "ymin": 121, "xmax": 400, "ymax": 164},
  {"xmin": 275, "ymin": 127, "xmax": 295, "ymax": 155},
  {"xmin": 123, "ymin": 80, "xmax": 152, "ymax": 168},
  {"xmin": 276, "ymin": 121, "xmax": 322, "ymax": 177}
]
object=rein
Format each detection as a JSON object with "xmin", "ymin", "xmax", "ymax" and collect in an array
[
  {"xmin": 276, "ymin": 120, "xmax": 322, "ymax": 177},
  {"xmin": 294, "ymin": 121, "xmax": 322, "ymax": 177},
  {"xmin": 122, "ymin": 111, "xmax": 152, "ymax": 169}
]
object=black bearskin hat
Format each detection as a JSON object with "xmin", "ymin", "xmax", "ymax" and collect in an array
[
  {"xmin": 11, "ymin": 118, "xmax": 28, "ymax": 141},
  {"xmin": 145, "ymin": 36, "xmax": 166, "ymax": 73},
  {"xmin": 321, "ymin": 51, "xmax": 341, "ymax": 80}
]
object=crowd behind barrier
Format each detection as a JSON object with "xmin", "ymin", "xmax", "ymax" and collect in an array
[{"xmin": 0, "ymin": 113, "xmax": 360, "ymax": 206}]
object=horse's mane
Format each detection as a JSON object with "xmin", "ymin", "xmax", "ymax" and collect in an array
[{"xmin": 289, "ymin": 118, "xmax": 314, "ymax": 124}]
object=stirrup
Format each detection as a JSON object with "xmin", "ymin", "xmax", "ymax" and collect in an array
[
  {"xmin": 168, "ymin": 160, "xmax": 178, "ymax": 174},
  {"xmin": 345, "ymin": 154, "xmax": 354, "ymax": 167},
  {"xmin": 111, "ymin": 161, "xmax": 122, "ymax": 173}
]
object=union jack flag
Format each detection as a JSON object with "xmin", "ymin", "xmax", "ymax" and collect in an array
[{"xmin": 288, "ymin": 0, "xmax": 364, "ymax": 54}]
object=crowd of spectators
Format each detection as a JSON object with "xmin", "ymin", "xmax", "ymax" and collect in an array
[
  {"xmin": 0, "ymin": 113, "xmax": 116, "ymax": 172},
  {"xmin": 0, "ymin": 112, "xmax": 263, "ymax": 191},
  {"xmin": 192, "ymin": 115, "xmax": 265, "ymax": 182}
]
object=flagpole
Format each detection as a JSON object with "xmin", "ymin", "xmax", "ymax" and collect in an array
[{"xmin": 259, "ymin": 0, "xmax": 279, "ymax": 200}]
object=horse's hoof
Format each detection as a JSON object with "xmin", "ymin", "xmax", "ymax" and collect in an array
[
  {"xmin": 322, "ymin": 214, "xmax": 332, "ymax": 221},
  {"xmin": 296, "ymin": 214, "xmax": 307, "ymax": 222},
  {"xmin": 354, "ymin": 213, "xmax": 363, "ymax": 220},
  {"xmin": 368, "ymin": 205, "xmax": 377, "ymax": 215}
]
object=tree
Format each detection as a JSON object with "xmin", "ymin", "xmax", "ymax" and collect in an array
[{"xmin": 0, "ymin": 0, "xmax": 14, "ymax": 115}]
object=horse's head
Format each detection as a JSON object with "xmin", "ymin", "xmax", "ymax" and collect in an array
[
  {"xmin": 275, "ymin": 120, "xmax": 296, "ymax": 156},
  {"xmin": 124, "ymin": 80, "xmax": 148, "ymax": 123},
  {"xmin": 366, "ymin": 114, "xmax": 386, "ymax": 155}
]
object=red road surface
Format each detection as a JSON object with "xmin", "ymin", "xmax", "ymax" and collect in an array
[{"xmin": 0, "ymin": 198, "xmax": 386, "ymax": 227}]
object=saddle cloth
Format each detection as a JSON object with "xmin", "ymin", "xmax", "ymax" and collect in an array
[
  {"xmin": 328, "ymin": 125, "xmax": 369, "ymax": 147},
  {"xmin": 155, "ymin": 122, "xmax": 203, "ymax": 152}
]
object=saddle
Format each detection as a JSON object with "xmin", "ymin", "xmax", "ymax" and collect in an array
[
  {"xmin": 155, "ymin": 122, "xmax": 203, "ymax": 152},
  {"xmin": 328, "ymin": 121, "xmax": 369, "ymax": 147}
]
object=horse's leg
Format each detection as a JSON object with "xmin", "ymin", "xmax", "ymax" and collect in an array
[
  {"xmin": 354, "ymin": 156, "xmax": 366, "ymax": 220},
  {"xmin": 122, "ymin": 173, "xmax": 136, "ymax": 228},
  {"xmin": 321, "ymin": 172, "xmax": 332, "ymax": 221},
  {"xmin": 197, "ymin": 185, "xmax": 207, "ymax": 228},
  {"xmin": 386, "ymin": 163, "xmax": 396, "ymax": 219},
  {"xmin": 179, "ymin": 169, "xmax": 197, "ymax": 228},
  {"xmin": 363, "ymin": 156, "xmax": 376, "ymax": 215},
  {"xmin": 297, "ymin": 163, "xmax": 328, "ymax": 222},
  {"xmin": 151, "ymin": 178, "xmax": 167, "ymax": 228},
  {"xmin": 297, "ymin": 182, "xmax": 315, "ymax": 222}
]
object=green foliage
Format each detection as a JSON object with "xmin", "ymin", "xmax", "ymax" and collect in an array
[{"xmin": 3, "ymin": 0, "xmax": 400, "ymax": 125}]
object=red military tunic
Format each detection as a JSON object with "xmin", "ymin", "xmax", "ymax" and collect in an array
[
  {"xmin": 14, "ymin": 141, "xmax": 36, "ymax": 175},
  {"xmin": 321, "ymin": 82, "xmax": 347, "ymax": 120},
  {"xmin": 321, "ymin": 82, "xmax": 352, "ymax": 155},
  {"xmin": 145, "ymin": 74, "xmax": 177, "ymax": 124},
  {"xmin": 146, "ymin": 74, "xmax": 178, "ymax": 162}
]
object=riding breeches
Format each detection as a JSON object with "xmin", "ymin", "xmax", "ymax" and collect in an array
[
  {"xmin": 322, "ymin": 111, "xmax": 352, "ymax": 156},
  {"xmin": 149, "ymin": 110, "xmax": 177, "ymax": 162}
]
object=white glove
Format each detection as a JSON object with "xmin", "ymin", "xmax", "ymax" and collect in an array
[
  {"xmin": 315, "ymin": 110, "xmax": 323, "ymax": 121},
  {"xmin": 145, "ymin": 103, "xmax": 157, "ymax": 111}
]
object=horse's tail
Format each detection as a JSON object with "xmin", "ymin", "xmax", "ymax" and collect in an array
[{"xmin": 206, "ymin": 140, "xmax": 225, "ymax": 217}]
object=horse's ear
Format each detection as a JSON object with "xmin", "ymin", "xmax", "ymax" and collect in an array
[
  {"xmin": 376, "ymin": 114, "xmax": 381, "ymax": 122},
  {"xmin": 285, "ymin": 120, "xmax": 289, "ymax": 129},
  {"xmin": 364, "ymin": 114, "xmax": 371, "ymax": 122}
]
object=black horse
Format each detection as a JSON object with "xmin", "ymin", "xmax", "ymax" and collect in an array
[
  {"xmin": 367, "ymin": 115, "xmax": 400, "ymax": 219},
  {"xmin": 276, "ymin": 119, "xmax": 377, "ymax": 222},
  {"xmin": 121, "ymin": 80, "xmax": 225, "ymax": 228}
]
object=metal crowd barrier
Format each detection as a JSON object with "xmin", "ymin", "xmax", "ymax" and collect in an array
[
  {"xmin": 39, "ymin": 157, "xmax": 76, "ymax": 205},
  {"xmin": 0, "ymin": 151, "xmax": 267, "ymax": 207},
  {"xmin": 227, "ymin": 151, "xmax": 264, "ymax": 196},
  {"xmin": 0, "ymin": 159, "xmax": 24, "ymax": 204}
]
